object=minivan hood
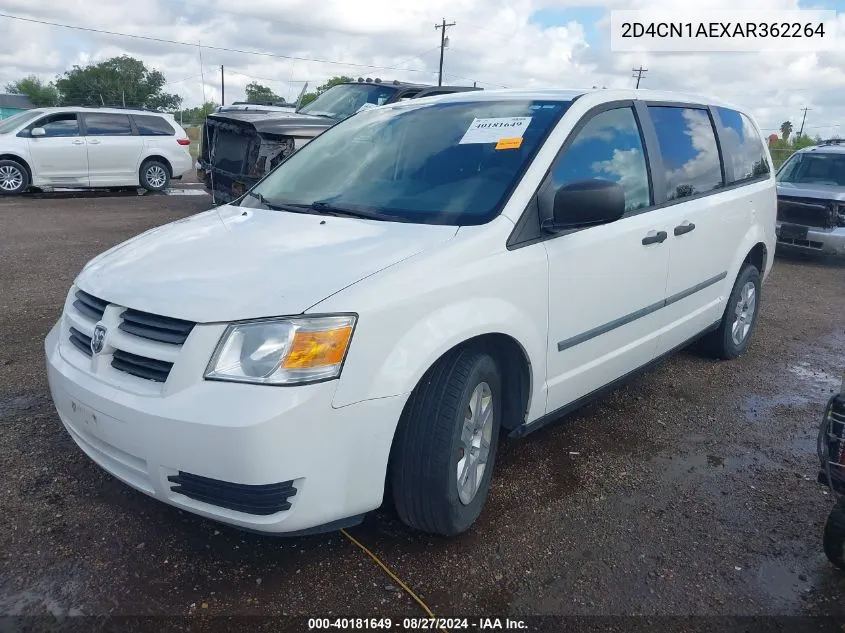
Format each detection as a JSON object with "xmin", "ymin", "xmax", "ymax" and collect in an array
[
  {"xmin": 77, "ymin": 205, "xmax": 457, "ymax": 323},
  {"xmin": 777, "ymin": 182, "xmax": 845, "ymax": 202}
]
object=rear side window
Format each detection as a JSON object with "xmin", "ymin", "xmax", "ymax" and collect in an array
[
  {"xmin": 30, "ymin": 113, "xmax": 80, "ymax": 137},
  {"xmin": 549, "ymin": 107, "xmax": 651, "ymax": 212},
  {"xmin": 716, "ymin": 108, "xmax": 770, "ymax": 182},
  {"xmin": 134, "ymin": 114, "xmax": 175, "ymax": 136},
  {"xmin": 648, "ymin": 106, "xmax": 723, "ymax": 201},
  {"xmin": 83, "ymin": 113, "xmax": 133, "ymax": 136}
]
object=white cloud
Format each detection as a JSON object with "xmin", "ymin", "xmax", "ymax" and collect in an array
[{"xmin": 0, "ymin": 0, "xmax": 841, "ymax": 138}]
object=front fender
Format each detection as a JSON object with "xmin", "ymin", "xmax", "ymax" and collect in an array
[
  {"xmin": 337, "ymin": 297, "xmax": 546, "ymax": 415},
  {"xmin": 316, "ymin": 220, "xmax": 549, "ymax": 424}
]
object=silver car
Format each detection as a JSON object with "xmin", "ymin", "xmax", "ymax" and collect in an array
[{"xmin": 776, "ymin": 140, "xmax": 845, "ymax": 257}]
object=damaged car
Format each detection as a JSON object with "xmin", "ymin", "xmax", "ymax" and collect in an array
[
  {"xmin": 775, "ymin": 140, "xmax": 845, "ymax": 257},
  {"xmin": 197, "ymin": 78, "xmax": 480, "ymax": 202}
]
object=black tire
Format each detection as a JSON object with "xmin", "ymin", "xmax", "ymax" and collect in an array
[
  {"xmin": 390, "ymin": 348, "xmax": 501, "ymax": 536},
  {"xmin": 0, "ymin": 159, "xmax": 29, "ymax": 195},
  {"xmin": 699, "ymin": 263, "xmax": 761, "ymax": 359},
  {"xmin": 824, "ymin": 502, "xmax": 845, "ymax": 570},
  {"xmin": 139, "ymin": 160, "xmax": 170, "ymax": 192}
]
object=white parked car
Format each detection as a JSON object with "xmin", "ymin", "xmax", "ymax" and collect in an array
[
  {"xmin": 0, "ymin": 107, "xmax": 193, "ymax": 194},
  {"xmin": 45, "ymin": 89, "xmax": 776, "ymax": 537}
]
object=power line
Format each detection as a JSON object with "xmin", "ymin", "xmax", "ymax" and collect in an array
[
  {"xmin": 434, "ymin": 18, "xmax": 456, "ymax": 87},
  {"xmin": 632, "ymin": 66, "xmax": 647, "ymax": 89},
  {"xmin": 798, "ymin": 106, "xmax": 811, "ymax": 137},
  {"xmin": 0, "ymin": 12, "xmax": 442, "ymax": 76}
]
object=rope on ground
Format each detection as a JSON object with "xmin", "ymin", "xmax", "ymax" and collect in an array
[{"xmin": 340, "ymin": 528, "xmax": 448, "ymax": 633}]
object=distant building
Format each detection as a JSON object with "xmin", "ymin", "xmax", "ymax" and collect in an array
[{"xmin": 0, "ymin": 94, "xmax": 34, "ymax": 119}]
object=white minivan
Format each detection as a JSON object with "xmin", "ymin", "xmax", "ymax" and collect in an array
[
  {"xmin": 0, "ymin": 107, "xmax": 193, "ymax": 194},
  {"xmin": 45, "ymin": 89, "xmax": 776, "ymax": 537}
]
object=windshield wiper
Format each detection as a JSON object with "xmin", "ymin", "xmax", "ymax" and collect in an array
[
  {"xmin": 310, "ymin": 200, "xmax": 405, "ymax": 222},
  {"xmin": 247, "ymin": 191, "xmax": 314, "ymax": 214}
]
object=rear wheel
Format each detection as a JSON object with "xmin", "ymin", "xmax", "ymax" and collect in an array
[
  {"xmin": 699, "ymin": 263, "xmax": 761, "ymax": 359},
  {"xmin": 140, "ymin": 160, "xmax": 170, "ymax": 192},
  {"xmin": 0, "ymin": 160, "xmax": 29, "ymax": 195},
  {"xmin": 390, "ymin": 348, "xmax": 501, "ymax": 536}
]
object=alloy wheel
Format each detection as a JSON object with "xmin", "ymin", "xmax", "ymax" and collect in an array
[
  {"xmin": 0, "ymin": 165, "xmax": 23, "ymax": 192},
  {"xmin": 457, "ymin": 381, "xmax": 494, "ymax": 505}
]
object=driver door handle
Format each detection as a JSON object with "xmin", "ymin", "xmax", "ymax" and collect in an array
[
  {"xmin": 674, "ymin": 222, "xmax": 696, "ymax": 236},
  {"xmin": 87, "ymin": 139, "xmax": 101, "ymax": 145},
  {"xmin": 642, "ymin": 230, "xmax": 668, "ymax": 246},
  {"xmin": 72, "ymin": 140, "xmax": 85, "ymax": 145}
]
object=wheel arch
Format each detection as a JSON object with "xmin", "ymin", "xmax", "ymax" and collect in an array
[
  {"xmin": 140, "ymin": 154, "xmax": 173, "ymax": 177},
  {"xmin": 398, "ymin": 332, "xmax": 533, "ymax": 433},
  {"xmin": 0, "ymin": 153, "xmax": 32, "ymax": 181}
]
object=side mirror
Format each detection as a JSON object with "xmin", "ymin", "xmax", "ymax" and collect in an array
[
  {"xmin": 544, "ymin": 179, "xmax": 625, "ymax": 231},
  {"xmin": 30, "ymin": 127, "xmax": 46, "ymax": 137}
]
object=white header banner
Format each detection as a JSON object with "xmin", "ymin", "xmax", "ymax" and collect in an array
[{"xmin": 610, "ymin": 10, "xmax": 838, "ymax": 52}]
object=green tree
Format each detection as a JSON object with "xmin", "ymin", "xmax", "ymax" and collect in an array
[
  {"xmin": 779, "ymin": 120, "xmax": 793, "ymax": 142},
  {"xmin": 793, "ymin": 134, "xmax": 816, "ymax": 150},
  {"xmin": 55, "ymin": 55, "xmax": 181, "ymax": 110},
  {"xmin": 173, "ymin": 101, "xmax": 219, "ymax": 125},
  {"xmin": 5, "ymin": 75, "xmax": 59, "ymax": 107},
  {"xmin": 298, "ymin": 75, "xmax": 355, "ymax": 107},
  {"xmin": 245, "ymin": 82, "xmax": 283, "ymax": 104}
]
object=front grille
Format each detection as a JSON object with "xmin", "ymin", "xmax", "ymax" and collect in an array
[
  {"xmin": 68, "ymin": 327, "xmax": 93, "ymax": 357},
  {"xmin": 73, "ymin": 289, "xmax": 107, "ymax": 322},
  {"xmin": 777, "ymin": 196, "xmax": 837, "ymax": 228},
  {"xmin": 111, "ymin": 349, "xmax": 173, "ymax": 383},
  {"xmin": 119, "ymin": 309, "xmax": 194, "ymax": 345},
  {"xmin": 167, "ymin": 471, "xmax": 297, "ymax": 516}
]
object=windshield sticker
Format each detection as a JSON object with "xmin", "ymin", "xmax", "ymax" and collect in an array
[
  {"xmin": 459, "ymin": 117, "xmax": 532, "ymax": 144},
  {"xmin": 495, "ymin": 137, "xmax": 523, "ymax": 150}
]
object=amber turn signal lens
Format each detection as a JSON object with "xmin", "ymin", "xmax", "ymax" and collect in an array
[{"xmin": 282, "ymin": 326, "xmax": 353, "ymax": 369}]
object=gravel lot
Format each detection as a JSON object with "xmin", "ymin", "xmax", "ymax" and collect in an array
[{"xmin": 1, "ymin": 185, "xmax": 844, "ymax": 622}]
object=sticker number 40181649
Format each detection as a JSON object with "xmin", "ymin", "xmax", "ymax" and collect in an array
[{"xmin": 459, "ymin": 117, "xmax": 532, "ymax": 145}]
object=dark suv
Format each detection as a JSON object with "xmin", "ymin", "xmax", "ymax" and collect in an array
[
  {"xmin": 776, "ymin": 139, "xmax": 845, "ymax": 257},
  {"xmin": 197, "ymin": 79, "xmax": 480, "ymax": 202}
]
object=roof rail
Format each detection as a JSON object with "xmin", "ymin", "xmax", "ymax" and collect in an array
[
  {"xmin": 71, "ymin": 104, "xmax": 165, "ymax": 113},
  {"xmin": 818, "ymin": 138, "xmax": 844, "ymax": 146}
]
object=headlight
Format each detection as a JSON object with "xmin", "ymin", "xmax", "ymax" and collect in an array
[{"xmin": 204, "ymin": 315, "xmax": 356, "ymax": 385}]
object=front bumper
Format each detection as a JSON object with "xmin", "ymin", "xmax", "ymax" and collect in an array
[
  {"xmin": 45, "ymin": 323, "xmax": 405, "ymax": 534},
  {"xmin": 776, "ymin": 222, "xmax": 845, "ymax": 257}
]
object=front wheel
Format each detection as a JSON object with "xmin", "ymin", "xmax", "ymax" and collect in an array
[
  {"xmin": 390, "ymin": 349, "xmax": 501, "ymax": 536},
  {"xmin": 0, "ymin": 160, "xmax": 29, "ymax": 195},
  {"xmin": 140, "ymin": 160, "xmax": 170, "ymax": 192}
]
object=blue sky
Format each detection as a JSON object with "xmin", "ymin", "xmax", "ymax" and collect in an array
[{"xmin": 529, "ymin": 7, "xmax": 605, "ymax": 44}]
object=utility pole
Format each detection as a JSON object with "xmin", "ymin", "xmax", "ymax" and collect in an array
[
  {"xmin": 435, "ymin": 18, "xmax": 456, "ymax": 87},
  {"xmin": 632, "ymin": 66, "xmax": 648, "ymax": 89},
  {"xmin": 220, "ymin": 65, "xmax": 225, "ymax": 106},
  {"xmin": 798, "ymin": 107, "xmax": 811, "ymax": 138}
]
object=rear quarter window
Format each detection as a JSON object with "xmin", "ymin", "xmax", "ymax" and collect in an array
[
  {"xmin": 133, "ymin": 115, "xmax": 175, "ymax": 136},
  {"xmin": 715, "ymin": 107, "xmax": 770, "ymax": 183},
  {"xmin": 648, "ymin": 106, "xmax": 724, "ymax": 201}
]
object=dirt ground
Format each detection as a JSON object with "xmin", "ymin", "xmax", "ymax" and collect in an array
[{"xmin": 1, "ymin": 184, "xmax": 844, "ymax": 624}]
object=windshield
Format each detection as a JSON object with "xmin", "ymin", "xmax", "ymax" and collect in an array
[
  {"xmin": 777, "ymin": 151, "xmax": 845, "ymax": 187},
  {"xmin": 243, "ymin": 99, "xmax": 570, "ymax": 225},
  {"xmin": 0, "ymin": 110, "xmax": 44, "ymax": 134},
  {"xmin": 297, "ymin": 84, "xmax": 399, "ymax": 120}
]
